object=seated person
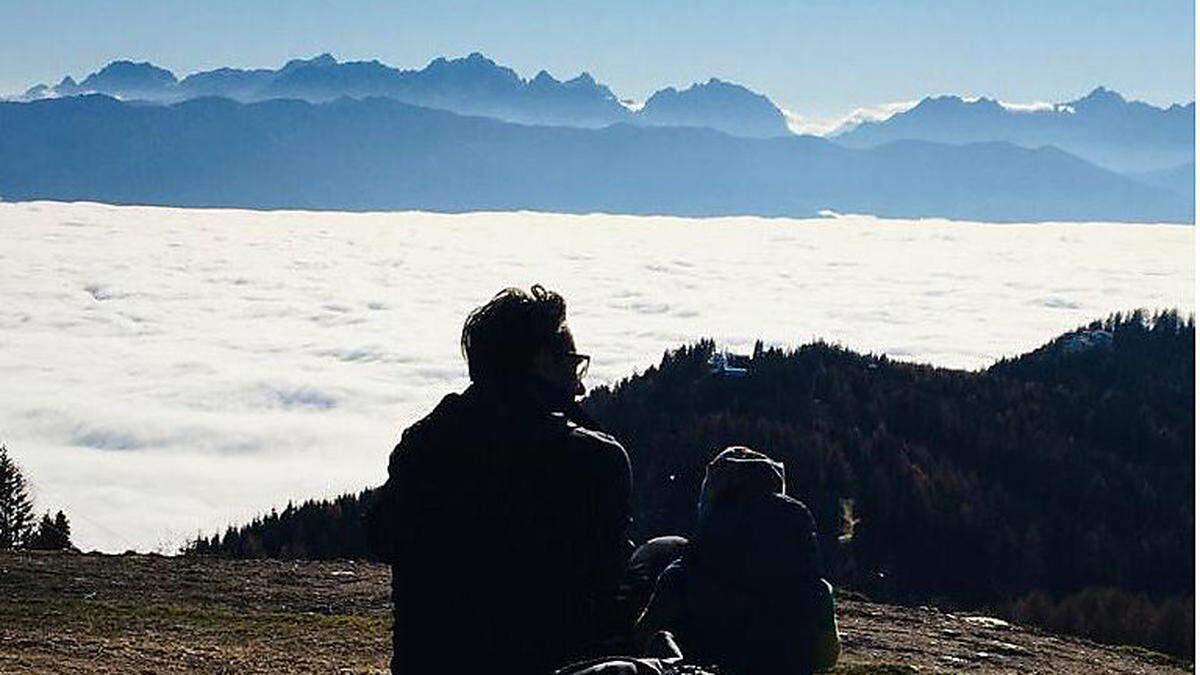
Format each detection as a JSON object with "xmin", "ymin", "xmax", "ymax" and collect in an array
[{"xmin": 635, "ymin": 446, "xmax": 841, "ymax": 675}]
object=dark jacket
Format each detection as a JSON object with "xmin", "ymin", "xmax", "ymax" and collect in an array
[
  {"xmin": 368, "ymin": 378, "xmax": 633, "ymax": 674},
  {"xmin": 639, "ymin": 492, "xmax": 837, "ymax": 675}
]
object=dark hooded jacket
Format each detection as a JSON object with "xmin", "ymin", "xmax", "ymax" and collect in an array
[
  {"xmin": 367, "ymin": 378, "xmax": 633, "ymax": 674},
  {"xmin": 636, "ymin": 447, "xmax": 839, "ymax": 674}
]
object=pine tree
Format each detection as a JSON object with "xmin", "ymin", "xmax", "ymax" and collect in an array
[
  {"xmin": 0, "ymin": 444, "xmax": 35, "ymax": 549},
  {"xmin": 52, "ymin": 510, "xmax": 71, "ymax": 548},
  {"xmin": 29, "ymin": 510, "xmax": 72, "ymax": 550}
]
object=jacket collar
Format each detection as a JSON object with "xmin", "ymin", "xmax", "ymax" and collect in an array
[{"xmin": 465, "ymin": 377, "xmax": 604, "ymax": 431}]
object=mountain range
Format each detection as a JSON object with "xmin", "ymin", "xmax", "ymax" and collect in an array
[
  {"xmin": 6, "ymin": 53, "xmax": 1195, "ymax": 221},
  {"xmin": 836, "ymin": 88, "xmax": 1194, "ymax": 174},
  {"xmin": 20, "ymin": 55, "xmax": 1194, "ymax": 177},
  {"xmin": 0, "ymin": 94, "xmax": 1189, "ymax": 223},
  {"xmin": 21, "ymin": 53, "xmax": 791, "ymax": 139}
]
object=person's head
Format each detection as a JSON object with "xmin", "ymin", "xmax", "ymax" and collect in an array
[
  {"xmin": 697, "ymin": 446, "xmax": 786, "ymax": 523},
  {"xmin": 461, "ymin": 285, "xmax": 589, "ymax": 399}
]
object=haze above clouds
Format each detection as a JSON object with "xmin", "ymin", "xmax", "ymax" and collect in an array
[{"xmin": 0, "ymin": 202, "xmax": 1192, "ymax": 552}]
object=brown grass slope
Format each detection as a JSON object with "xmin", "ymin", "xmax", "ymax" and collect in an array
[{"xmin": 0, "ymin": 551, "xmax": 1189, "ymax": 674}]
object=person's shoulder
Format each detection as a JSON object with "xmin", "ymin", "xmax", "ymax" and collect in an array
[
  {"xmin": 561, "ymin": 414, "xmax": 625, "ymax": 454},
  {"xmin": 561, "ymin": 414, "xmax": 621, "ymax": 447},
  {"xmin": 403, "ymin": 391, "xmax": 467, "ymax": 435},
  {"xmin": 388, "ymin": 391, "xmax": 467, "ymax": 465},
  {"xmin": 655, "ymin": 558, "xmax": 689, "ymax": 595},
  {"xmin": 556, "ymin": 413, "xmax": 630, "ymax": 471},
  {"xmin": 767, "ymin": 493, "xmax": 817, "ymax": 530}
]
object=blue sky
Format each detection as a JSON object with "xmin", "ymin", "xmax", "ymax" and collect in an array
[{"xmin": 1, "ymin": 0, "xmax": 1193, "ymax": 124}]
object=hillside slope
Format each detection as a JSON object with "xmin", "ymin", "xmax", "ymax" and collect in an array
[{"xmin": 0, "ymin": 551, "xmax": 1188, "ymax": 674}]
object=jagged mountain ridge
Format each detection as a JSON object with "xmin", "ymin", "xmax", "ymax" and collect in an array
[
  {"xmin": 21, "ymin": 56, "xmax": 1192, "ymax": 169},
  {"xmin": 835, "ymin": 87, "xmax": 1195, "ymax": 173},
  {"xmin": 0, "ymin": 94, "xmax": 1189, "ymax": 222},
  {"xmin": 25, "ymin": 53, "xmax": 788, "ymax": 138}
]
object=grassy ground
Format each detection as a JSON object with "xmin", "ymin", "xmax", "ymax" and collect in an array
[{"xmin": 0, "ymin": 551, "xmax": 1189, "ymax": 673}]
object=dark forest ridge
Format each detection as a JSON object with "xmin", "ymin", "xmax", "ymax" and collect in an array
[
  {"xmin": 0, "ymin": 94, "xmax": 1191, "ymax": 222},
  {"xmin": 189, "ymin": 311, "xmax": 1194, "ymax": 658}
]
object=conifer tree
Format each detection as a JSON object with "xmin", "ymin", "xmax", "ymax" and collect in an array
[
  {"xmin": 53, "ymin": 510, "xmax": 71, "ymax": 547},
  {"xmin": 0, "ymin": 444, "xmax": 35, "ymax": 550},
  {"xmin": 29, "ymin": 510, "xmax": 72, "ymax": 550}
]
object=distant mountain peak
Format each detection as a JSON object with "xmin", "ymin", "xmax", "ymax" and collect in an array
[
  {"xmin": 565, "ymin": 72, "xmax": 599, "ymax": 89},
  {"xmin": 92, "ymin": 60, "xmax": 177, "ymax": 82},
  {"xmin": 426, "ymin": 52, "xmax": 513, "ymax": 77},
  {"xmin": 454, "ymin": 52, "xmax": 501, "ymax": 69},
  {"xmin": 911, "ymin": 94, "xmax": 1002, "ymax": 111},
  {"xmin": 696, "ymin": 78, "xmax": 744, "ymax": 92},
  {"xmin": 69, "ymin": 60, "xmax": 177, "ymax": 98},
  {"xmin": 1073, "ymin": 86, "xmax": 1126, "ymax": 107},
  {"xmin": 23, "ymin": 83, "xmax": 50, "ymax": 99},
  {"xmin": 531, "ymin": 70, "xmax": 558, "ymax": 85},
  {"xmin": 281, "ymin": 54, "xmax": 337, "ymax": 73},
  {"xmin": 639, "ymin": 77, "xmax": 790, "ymax": 138}
]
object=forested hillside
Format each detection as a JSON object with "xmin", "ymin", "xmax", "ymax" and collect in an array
[{"xmin": 187, "ymin": 311, "xmax": 1194, "ymax": 655}]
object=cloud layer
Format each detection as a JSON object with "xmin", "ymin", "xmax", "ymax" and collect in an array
[
  {"xmin": 784, "ymin": 100, "xmax": 918, "ymax": 136},
  {"xmin": 0, "ymin": 202, "xmax": 1192, "ymax": 552}
]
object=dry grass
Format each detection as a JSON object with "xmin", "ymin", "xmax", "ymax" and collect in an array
[{"xmin": 0, "ymin": 551, "xmax": 1189, "ymax": 674}]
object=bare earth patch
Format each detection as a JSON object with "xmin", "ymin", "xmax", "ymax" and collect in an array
[{"xmin": 0, "ymin": 551, "xmax": 1189, "ymax": 673}]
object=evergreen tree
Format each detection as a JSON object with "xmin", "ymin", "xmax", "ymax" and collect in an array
[
  {"xmin": 53, "ymin": 510, "xmax": 71, "ymax": 547},
  {"xmin": 0, "ymin": 444, "xmax": 35, "ymax": 550},
  {"xmin": 28, "ymin": 510, "xmax": 72, "ymax": 550}
]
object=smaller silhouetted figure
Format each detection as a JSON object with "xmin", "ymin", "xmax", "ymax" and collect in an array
[{"xmin": 636, "ymin": 446, "xmax": 840, "ymax": 675}]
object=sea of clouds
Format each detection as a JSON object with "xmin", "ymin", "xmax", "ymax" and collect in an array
[{"xmin": 0, "ymin": 201, "xmax": 1193, "ymax": 552}]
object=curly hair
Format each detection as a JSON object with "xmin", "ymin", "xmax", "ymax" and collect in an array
[{"xmin": 461, "ymin": 285, "xmax": 569, "ymax": 383}]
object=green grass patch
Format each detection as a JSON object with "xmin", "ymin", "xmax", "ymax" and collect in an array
[{"xmin": 1, "ymin": 595, "xmax": 389, "ymax": 641}]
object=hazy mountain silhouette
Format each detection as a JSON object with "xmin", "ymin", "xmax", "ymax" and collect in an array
[
  {"xmin": 20, "ymin": 53, "xmax": 786, "ymax": 137},
  {"xmin": 835, "ymin": 87, "xmax": 1195, "ymax": 173},
  {"xmin": 638, "ymin": 78, "xmax": 790, "ymax": 138},
  {"xmin": 23, "ymin": 56, "xmax": 1193, "ymax": 165},
  {"xmin": 1131, "ymin": 162, "xmax": 1195, "ymax": 199},
  {"xmin": 45, "ymin": 60, "xmax": 178, "ymax": 100},
  {"xmin": 0, "ymin": 94, "xmax": 1188, "ymax": 223}
]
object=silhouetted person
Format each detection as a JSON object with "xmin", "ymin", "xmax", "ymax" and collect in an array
[
  {"xmin": 368, "ymin": 285, "xmax": 633, "ymax": 674},
  {"xmin": 635, "ymin": 446, "xmax": 841, "ymax": 674}
]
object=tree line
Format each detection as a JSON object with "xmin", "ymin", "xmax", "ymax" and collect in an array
[
  {"xmin": 186, "ymin": 490, "xmax": 372, "ymax": 560},
  {"xmin": 185, "ymin": 310, "xmax": 1194, "ymax": 656},
  {"xmin": 0, "ymin": 444, "xmax": 74, "ymax": 552}
]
